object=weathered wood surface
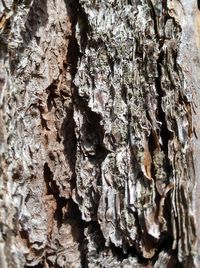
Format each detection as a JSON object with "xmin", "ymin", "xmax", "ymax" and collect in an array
[{"xmin": 0, "ymin": 0, "xmax": 200, "ymax": 267}]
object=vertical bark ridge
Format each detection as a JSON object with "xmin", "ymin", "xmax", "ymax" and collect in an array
[{"xmin": 73, "ymin": 0, "xmax": 196, "ymax": 266}]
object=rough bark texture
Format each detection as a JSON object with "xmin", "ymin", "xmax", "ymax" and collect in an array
[{"xmin": 0, "ymin": 0, "xmax": 199, "ymax": 267}]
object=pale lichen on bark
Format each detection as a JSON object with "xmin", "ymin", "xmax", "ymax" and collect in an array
[{"xmin": 0, "ymin": 0, "xmax": 199, "ymax": 267}]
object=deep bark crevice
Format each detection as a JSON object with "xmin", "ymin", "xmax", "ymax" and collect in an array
[
  {"xmin": 155, "ymin": 50, "xmax": 173, "ymax": 173},
  {"xmin": 22, "ymin": 0, "xmax": 48, "ymax": 46},
  {"xmin": 198, "ymin": 0, "xmax": 200, "ymax": 10},
  {"xmin": 43, "ymin": 162, "xmax": 67, "ymax": 227},
  {"xmin": 73, "ymin": 87, "xmax": 110, "ymax": 161},
  {"xmin": 59, "ymin": 1, "xmax": 99, "ymax": 266},
  {"xmin": 61, "ymin": 109, "xmax": 77, "ymax": 189},
  {"xmin": 24, "ymin": 264, "xmax": 44, "ymax": 268}
]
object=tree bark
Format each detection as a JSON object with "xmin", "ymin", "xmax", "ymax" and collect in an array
[{"xmin": 0, "ymin": 0, "xmax": 199, "ymax": 267}]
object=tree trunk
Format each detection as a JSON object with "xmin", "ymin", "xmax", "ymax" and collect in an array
[{"xmin": 0, "ymin": 0, "xmax": 199, "ymax": 267}]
